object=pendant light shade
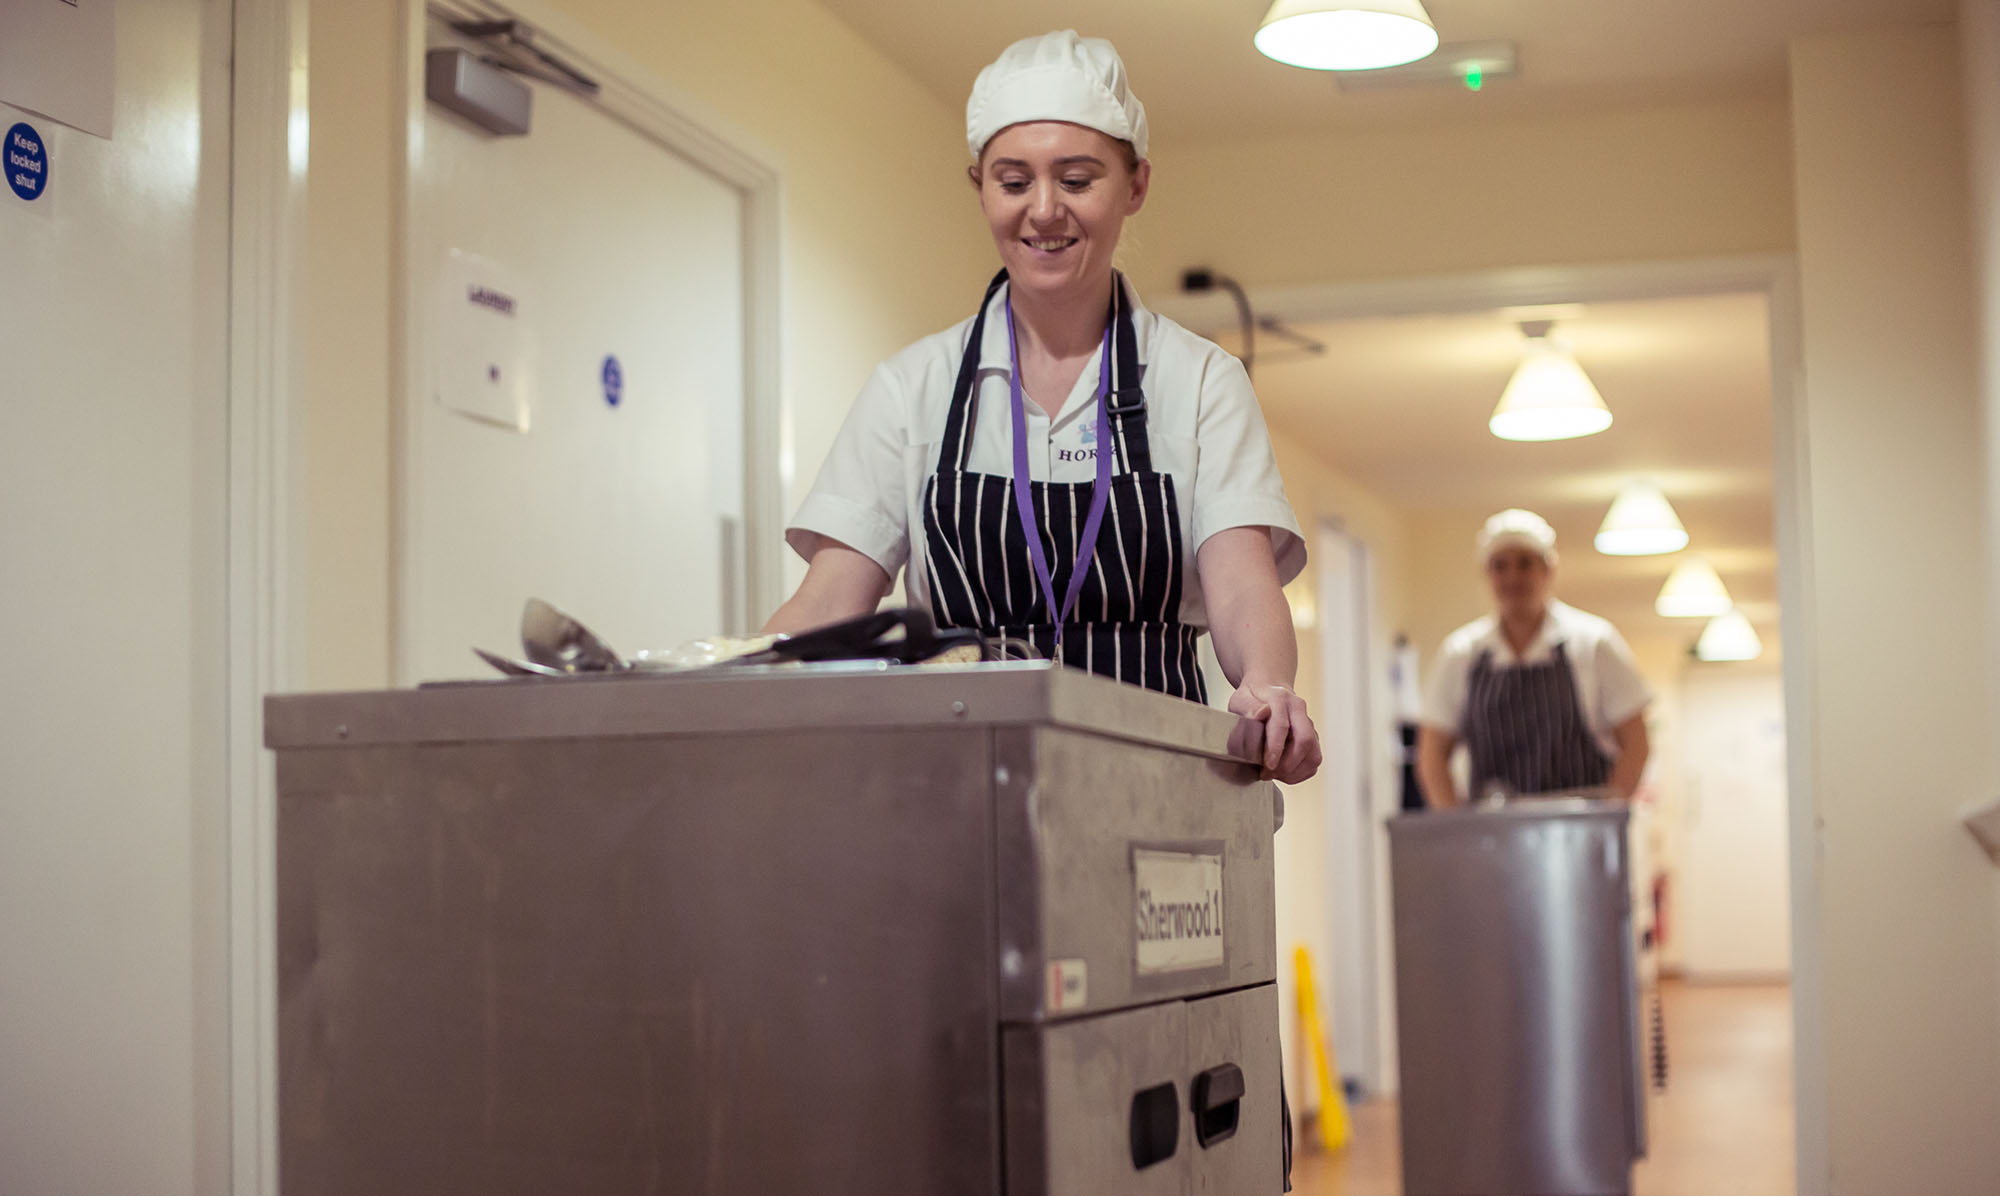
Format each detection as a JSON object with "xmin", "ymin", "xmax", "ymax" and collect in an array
[
  {"xmin": 1488, "ymin": 324, "xmax": 1612, "ymax": 442},
  {"xmin": 1655, "ymin": 555, "xmax": 1732, "ymax": 617},
  {"xmin": 1254, "ymin": 0, "xmax": 1441, "ymax": 71},
  {"xmin": 1595, "ymin": 481, "xmax": 1689, "ymax": 556},
  {"xmin": 1695, "ymin": 609, "xmax": 1762, "ymax": 662}
]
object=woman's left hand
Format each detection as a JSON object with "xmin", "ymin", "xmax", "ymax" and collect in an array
[{"xmin": 1226, "ymin": 682, "xmax": 1323, "ymax": 784}]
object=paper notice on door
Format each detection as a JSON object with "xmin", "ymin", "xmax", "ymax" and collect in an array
[
  {"xmin": 1133, "ymin": 847, "xmax": 1225, "ymax": 974},
  {"xmin": 0, "ymin": 2, "xmax": 115, "ymax": 139},
  {"xmin": 435, "ymin": 249, "xmax": 534, "ymax": 432}
]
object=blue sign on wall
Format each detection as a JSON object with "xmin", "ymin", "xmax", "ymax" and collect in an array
[
  {"xmin": 6, "ymin": 122, "xmax": 48, "ymax": 202},
  {"xmin": 601, "ymin": 355, "xmax": 624, "ymax": 408}
]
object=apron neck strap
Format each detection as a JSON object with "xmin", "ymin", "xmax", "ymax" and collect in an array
[
  {"xmin": 938, "ymin": 269, "xmax": 1010, "ymax": 473},
  {"xmin": 1107, "ymin": 275, "xmax": 1152, "ymax": 473},
  {"xmin": 937, "ymin": 271, "xmax": 1153, "ymax": 475}
]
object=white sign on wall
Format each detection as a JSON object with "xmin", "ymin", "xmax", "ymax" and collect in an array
[
  {"xmin": 0, "ymin": 1, "xmax": 115, "ymax": 139},
  {"xmin": 435, "ymin": 248, "xmax": 535, "ymax": 433}
]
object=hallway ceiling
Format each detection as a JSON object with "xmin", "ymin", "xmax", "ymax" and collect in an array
[
  {"xmin": 1229, "ymin": 292, "xmax": 1780, "ymax": 658},
  {"xmin": 816, "ymin": 0, "xmax": 1956, "ymax": 140}
]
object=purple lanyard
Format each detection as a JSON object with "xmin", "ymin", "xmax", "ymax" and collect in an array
[{"xmin": 1005, "ymin": 291, "xmax": 1115, "ymax": 641}]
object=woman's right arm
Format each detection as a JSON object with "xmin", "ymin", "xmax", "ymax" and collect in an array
[
  {"xmin": 761, "ymin": 542, "xmax": 893, "ymax": 636},
  {"xmin": 768, "ymin": 356, "xmax": 913, "ymax": 637},
  {"xmin": 1416, "ymin": 725, "xmax": 1461, "ymax": 808}
]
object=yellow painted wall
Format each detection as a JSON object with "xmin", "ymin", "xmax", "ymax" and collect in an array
[
  {"xmin": 1263, "ymin": 440, "xmax": 1410, "ymax": 1115},
  {"xmin": 1396, "ymin": 509, "xmax": 1487, "ymax": 669},
  {"xmin": 1125, "ymin": 97, "xmax": 1796, "ymax": 294},
  {"xmin": 305, "ymin": 0, "xmax": 399, "ymax": 690},
  {"xmin": 1974, "ymin": 0, "xmax": 2000, "ymax": 723},
  {"xmin": 1962, "ymin": 0, "xmax": 2000, "ymax": 1086},
  {"xmin": 1789, "ymin": 24, "xmax": 2000, "ymax": 1192}
]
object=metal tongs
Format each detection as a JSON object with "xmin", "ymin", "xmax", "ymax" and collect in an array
[
  {"xmin": 474, "ymin": 602, "xmax": 989, "ymax": 678},
  {"xmin": 472, "ymin": 598, "xmax": 631, "ymax": 677},
  {"xmin": 736, "ymin": 608, "xmax": 985, "ymax": 665}
]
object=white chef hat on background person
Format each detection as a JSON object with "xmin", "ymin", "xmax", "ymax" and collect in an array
[
  {"xmin": 965, "ymin": 30, "xmax": 1148, "ymax": 161},
  {"xmin": 1477, "ymin": 508, "xmax": 1559, "ymax": 566}
]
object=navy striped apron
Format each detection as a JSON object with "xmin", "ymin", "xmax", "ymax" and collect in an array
[
  {"xmin": 921, "ymin": 270, "xmax": 1207, "ymax": 703},
  {"xmin": 1460, "ymin": 642, "xmax": 1611, "ymax": 797}
]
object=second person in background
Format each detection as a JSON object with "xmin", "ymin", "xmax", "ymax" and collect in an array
[{"xmin": 1417, "ymin": 509, "xmax": 1651, "ymax": 805}]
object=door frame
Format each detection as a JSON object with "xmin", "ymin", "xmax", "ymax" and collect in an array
[
  {"xmin": 1313, "ymin": 519, "xmax": 1386, "ymax": 1095},
  {"xmin": 392, "ymin": 0, "xmax": 785, "ymax": 679},
  {"xmin": 227, "ymin": 1, "xmax": 309, "ymax": 1193},
  {"xmin": 1154, "ymin": 251, "xmax": 1821, "ymax": 1189}
]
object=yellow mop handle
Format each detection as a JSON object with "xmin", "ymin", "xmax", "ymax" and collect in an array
[{"xmin": 1294, "ymin": 945, "xmax": 1351, "ymax": 1152}]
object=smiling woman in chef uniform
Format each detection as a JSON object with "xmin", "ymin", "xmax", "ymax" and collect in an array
[{"xmin": 765, "ymin": 30, "xmax": 1320, "ymax": 784}]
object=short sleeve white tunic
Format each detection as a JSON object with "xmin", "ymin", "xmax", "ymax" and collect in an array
[
  {"xmin": 1419, "ymin": 599, "xmax": 1653, "ymax": 759},
  {"xmin": 786, "ymin": 277, "xmax": 1306, "ymax": 629}
]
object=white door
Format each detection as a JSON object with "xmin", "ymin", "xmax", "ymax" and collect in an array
[
  {"xmin": 0, "ymin": 3, "xmax": 232, "ymax": 1191},
  {"xmin": 1678, "ymin": 669, "xmax": 1792, "ymax": 978},
  {"xmin": 1316, "ymin": 523, "xmax": 1382, "ymax": 1093},
  {"xmin": 403, "ymin": 14, "xmax": 747, "ymax": 682}
]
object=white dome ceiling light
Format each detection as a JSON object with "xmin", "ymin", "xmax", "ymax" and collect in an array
[
  {"xmin": 1595, "ymin": 481, "xmax": 1689, "ymax": 556},
  {"xmin": 1695, "ymin": 609, "xmax": 1763, "ymax": 662},
  {"xmin": 1489, "ymin": 320, "xmax": 1613, "ymax": 442},
  {"xmin": 1655, "ymin": 556, "xmax": 1733, "ymax": 617},
  {"xmin": 1254, "ymin": 0, "xmax": 1441, "ymax": 72}
]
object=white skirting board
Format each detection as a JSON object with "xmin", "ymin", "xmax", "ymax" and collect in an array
[{"xmin": 1963, "ymin": 796, "xmax": 2000, "ymax": 866}]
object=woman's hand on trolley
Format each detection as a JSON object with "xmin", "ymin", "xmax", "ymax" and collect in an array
[
  {"xmin": 1199, "ymin": 526, "xmax": 1322, "ymax": 784},
  {"xmin": 1227, "ymin": 681, "xmax": 1322, "ymax": 785}
]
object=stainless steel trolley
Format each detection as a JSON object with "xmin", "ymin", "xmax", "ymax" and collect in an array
[
  {"xmin": 1388, "ymin": 800, "xmax": 1647, "ymax": 1196},
  {"xmin": 267, "ymin": 661, "xmax": 1285, "ymax": 1195}
]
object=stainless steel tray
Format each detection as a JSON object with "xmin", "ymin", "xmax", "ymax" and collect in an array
[{"xmin": 266, "ymin": 659, "xmax": 1250, "ymax": 763}]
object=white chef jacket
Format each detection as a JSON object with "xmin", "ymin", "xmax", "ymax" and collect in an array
[
  {"xmin": 786, "ymin": 277, "xmax": 1306, "ymax": 628},
  {"xmin": 1420, "ymin": 599, "xmax": 1653, "ymax": 758}
]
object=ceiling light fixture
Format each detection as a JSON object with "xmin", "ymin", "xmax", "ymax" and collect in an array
[
  {"xmin": 1254, "ymin": 0, "xmax": 1441, "ymax": 71},
  {"xmin": 1488, "ymin": 320, "xmax": 1613, "ymax": 442},
  {"xmin": 1655, "ymin": 555, "xmax": 1732, "ymax": 617},
  {"xmin": 1695, "ymin": 609, "xmax": 1762, "ymax": 662},
  {"xmin": 1595, "ymin": 481, "xmax": 1689, "ymax": 556}
]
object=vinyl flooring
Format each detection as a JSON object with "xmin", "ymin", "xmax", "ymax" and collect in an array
[{"xmin": 1289, "ymin": 980, "xmax": 1795, "ymax": 1196}]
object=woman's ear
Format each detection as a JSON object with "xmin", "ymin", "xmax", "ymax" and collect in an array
[
  {"xmin": 1127, "ymin": 159, "xmax": 1152, "ymax": 215},
  {"xmin": 966, "ymin": 163, "xmax": 982, "ymax": 190}
]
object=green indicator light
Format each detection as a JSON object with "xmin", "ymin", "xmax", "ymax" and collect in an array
[{"xmin": 1463, "ymin": 65, "xmax": 1484, "ymax": 92}]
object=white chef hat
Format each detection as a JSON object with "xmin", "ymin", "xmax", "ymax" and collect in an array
[
  {"xmin": 965, "ymin": 30, "xmax": 1148, "ymax": 161},
  {"xmin": 1477, "ymin": 509, "xmax": 1558, "ymax": 566}
]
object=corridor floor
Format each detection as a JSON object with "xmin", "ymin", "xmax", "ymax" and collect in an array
[{"xmin": 1289, "ymin": 980, "xmax": 1795, "ymax": 1196}]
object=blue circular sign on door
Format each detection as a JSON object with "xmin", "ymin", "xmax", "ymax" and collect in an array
[
  {"xmin": 6, "ymin": 122, "xmax": 49, "ymax": 202},
  {"xmin": 601, "ymin": 355, "xmax": 624, "ymax": 408}
]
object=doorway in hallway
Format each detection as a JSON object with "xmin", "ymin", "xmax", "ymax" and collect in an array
[{"xmin": 1148, "ymin": 263, "xmax": 1803, "ymax": 1194}]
